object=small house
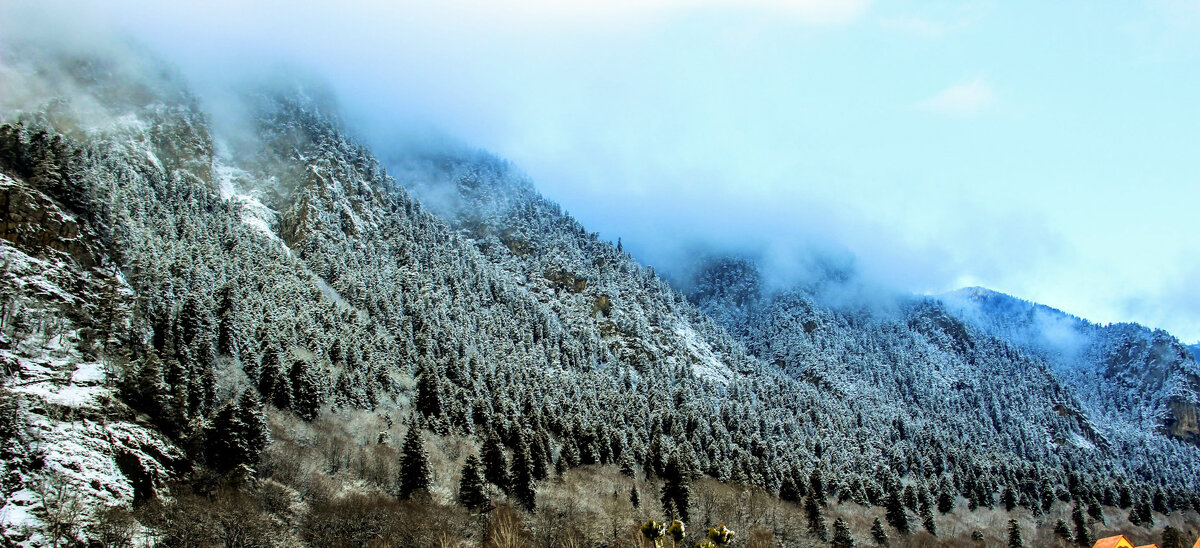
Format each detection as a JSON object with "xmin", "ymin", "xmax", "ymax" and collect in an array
[{"xmin": 1092, "ymin": 536, "xmax": 1135, "ymax": 548}]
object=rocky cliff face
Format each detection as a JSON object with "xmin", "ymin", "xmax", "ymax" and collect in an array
[
  {"xmin": 1168, "ymin": 399, "xmax": 1200, "ymax": 445},
  {"xmin": 0, "ymin": 175, "xmax": 98, "ymax": 267},
  {"xmin": 1091, "ymin": 325, "xmax": 1200, "ymax": 446}
]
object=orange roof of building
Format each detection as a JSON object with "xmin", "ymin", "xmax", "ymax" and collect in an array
[
  {"xmin": 1194, "ymin": 537, "xmax": 1200, "ymax": 548},
  {"xmin": 1134, "ymin": 544, "xmax": 1159, "ymax": 548},
  {"xmin": 1093, "ymin": 536, "xmax": 1135, "ymax": 548}
]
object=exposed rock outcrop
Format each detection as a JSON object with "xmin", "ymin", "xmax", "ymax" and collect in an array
[{"xmin": 0, "ymin": 176, "xmax": 97, "ymax": 268}]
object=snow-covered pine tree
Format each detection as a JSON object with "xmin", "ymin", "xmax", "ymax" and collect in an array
[
  {"xmin": 509, "ymin": 432, "xmax": 537, "ymax": 511},
  {"xmin": 397, "ymin": 418, "xmax": 432, "ymax": 500},
  {"xmin": 871, "ymin": 518, "xmax": 888, "ymax": 546},
  {"xmin": 832, "ymin": 518, "xmax": 854, "ymax": 548},
  {"xmin": 288, "ymin": 359, "xmax": 322, "ymax": 421},
  {"xmin": 1053, "ymin": 519, "xmax": 1072, "ymax": 542},
  {"xmin": 457, "ymin": 454, "xmax": 489, "ymax": 511},
  {"xmin": 804, "ymin": 493, "xmax": 827, "ymax": 540},
  {"xmin": 1007, "ymin": 519, "xmax": 1022, "ymax": 548},
  {"xmin": 482, "ymin": 430, "xmax": 509, "ymax": 492},
  {"xmin": 660, "ymin": 450, "xmax": 691, "ymax": 523},
  {"xmin": 1072, "ymin": 504, "xmax": 1091, "ymax": 546},
  {"xmin": 885, "ymin": 482, "xmax": 909, "ymax": 535},
  {"xmin": 205, "ymin": 389, "xmax": 268, "ymax": 473}
]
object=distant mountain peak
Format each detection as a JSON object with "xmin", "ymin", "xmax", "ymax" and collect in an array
[{"xmin": 940, "ymin": 284, "xmax": 1200, "ymax": 448}]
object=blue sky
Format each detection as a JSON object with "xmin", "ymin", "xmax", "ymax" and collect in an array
[{"xmin": 7, "ymin": 0, "xmax": 1200, "ymax": 341}]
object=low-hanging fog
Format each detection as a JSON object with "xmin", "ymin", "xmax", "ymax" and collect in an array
[{"xmin": 4, "ymin": 0, "xmax": 1198, "ymax": 341}]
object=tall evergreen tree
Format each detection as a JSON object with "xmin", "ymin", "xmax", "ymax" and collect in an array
[
  {"xmin": 1053, "ymin": 519, "xmax": 1073, "ymax": 543},
  {"xmin": 1072, "ymin": 504, "xmax": 1091, "ymax": 547},
  {"xmin": 871, "ymin": 518, "xmax": 889, "ymax": 547},
  {"xmin": 1042, "ymin": 479, "xmax": 1058, "ymax": 513},
  {"xmin": 1130, "ymin": 498, "xmax": 1153, "ymax": 527},
  {"xmin": 457, "ymin": 454, "xmax": 489, "ymax": 511},
  {"xmin": 289, "ymin": 360, "xmax": 322, "ymax": 421},
  {"xmin": 885, "ymin": 484, "xmax": 910, "ymax": 535},
  {"xmin": 660, "ymin": 451, "xmax": 692, "ymax": 523},
  {"xmin": 415, "ymin": 363, "xmax": 443, "ymax": 418},
  {"xmin": 1161, "ymin": 526, "xmax": 1185, "ymax": 548},
  {"xmin": 1085, "ymin": 494, "xmax": 1104, "ymax": 524},
  {"xmin": 258, "ymin": 347, "xmax": 289, "ymax": 410},
  {"xmin": 529, "ymin": 431, "xmax": 549, "ymax": 481},
  {"xmin": 804, "ymin": 494, "xmax": 827, "ymax": 540},
  {"xmin": 937, "ymin": 487, "xmax": 955, "ymax": 514},
  {"xmin": 215, "ymin": 285, "xmax": 238, "ymax": 358},
  {"xmin": 1152, "ymin": 487, "xmax": 1169, "ymax": 514},
  {"xmin": 1002, "ymin": 488, "xmax": 1018, "ymax": 512},
  {"xmin": 919, "ymin": 497, "xmax": 936, "ymax": 536},
  {"xmin": 397, "ymin": 419, "xmax": 432, "ymax": 500},
  {"xmin": 903, "ymin": 485, "xmax": 918, "ymax": 512},
  {"xmin": 618, "ymin": 452, "xmax": 636, "ymax": 478},
  {"xmin": 832, "ymin": 518, "xmax": 854, "ymax": 548},
  {"xmin": 1007, "ymin": 519, "xmax": 1023, "ymax": 548},
  {"xmin": 559, "ymin": 434, "xmax": 580, "ymax": 469},
  {"xmin": 578, "ymin": 426, "xmax": 598, "ymax": 466},
  {"xmin": 162, "ymin": 357, "xmax": 190, "ymax": 437},
  {"xmin": 809, "ymin": 469, "xmax": 826, "ymax": 503},
  {"xmin": 779, "ymin": 475, "xmax": 802, "ymax": 504},
  {"xmin": 1117, "ymin": 483, "xmax": 1133, "ymax": 509},
  {"xmin": 510, "ymin": 433, "xmax": 537, "ymax": 511},
  {"xmin": 235, "ymin": 389, "xmax": 269, "ymax": 466},
  {"xmin": 481, "ymin": 430, "xmax": 509, "ymax": 491},
  {"xmin": 207, "ymin": 388, "xmax": 269, "ymax": 471}
]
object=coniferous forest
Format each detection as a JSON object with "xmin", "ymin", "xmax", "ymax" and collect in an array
[{"xmin": 1, "ymin": 38, "xmax": 1199, "ymax": 547}]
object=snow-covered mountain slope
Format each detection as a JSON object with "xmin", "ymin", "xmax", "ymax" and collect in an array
[
  {"xmin": 941, "ymin": 287, "xmax": 1200, "ymax": 448},
  {"xmin": 0, "ymin": 43, "xmax": 851, "ymax": 543},
  {"xmin": 0, "ymin": 173, "xmax": 183, "ymax": 545},
  {"xmin": 683, "ymin": 256, "xmax": 1200, "ymax": 491},
  {"xmin": 2, "ymin": 40, "xmax": 1198, "ymax": 545}
]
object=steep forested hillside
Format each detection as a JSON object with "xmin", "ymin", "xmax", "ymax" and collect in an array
[
  {"xmin": 685, "ymin": 256, "xmax": 1200, "ymax": 479},
  {"xmin": 1, "ymin": 42, "xmax": 1198, "ymax": 547},
  {"xmin": 942, "ymin": 288, "xmax": 1200, "ymax": 449}
]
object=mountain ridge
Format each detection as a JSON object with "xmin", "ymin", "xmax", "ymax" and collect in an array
[{"xmin": 940, "ymin": 286, "xmax": 1200, "ymax": 448}]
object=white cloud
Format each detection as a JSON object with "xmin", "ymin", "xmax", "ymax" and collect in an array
[{"xmin": 915, "ymin": 77, "xmax": 995, "ymax": 117}]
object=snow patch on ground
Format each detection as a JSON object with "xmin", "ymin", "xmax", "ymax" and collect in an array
[
  {"xmin": 213, "ymin": 160, "xmax": 288, "ymax": 249},
  {"xmin": 6, "ymin": 350, "xmax": 107, "ymax": 410},
  {"xmin": 0, "ymin": 489, "xmax": 41, "ymax": 544},
  {"xmin": 0, "ymin": 241, "xmax": 181, "ymax": 546},
  {"xmin": 673, "ymin": 323, "xmax": 733, "ymax": 384},
  {"xmin": 0, "ymin": 239, "xmax": 81, "ymax": 309},
  {"xmin": 1069, "ymin": 431, "xmax": 1098, "ymax": 451}
]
